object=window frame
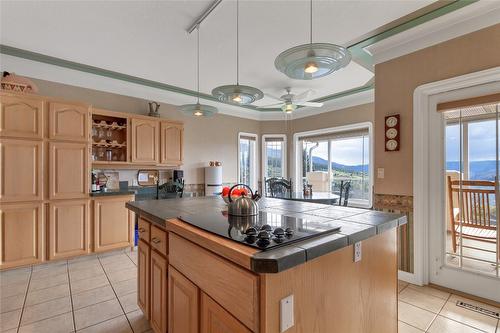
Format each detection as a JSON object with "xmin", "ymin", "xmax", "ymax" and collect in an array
[
  {"xmin": 237, "ymin": 132, "xmax": 258, "ymax": 190},
  {"xmin": 261, "ymin": 134, "xmax": 287, "ymax": 194},
  {"xmin": 292, "ymin": 122, "xmax": 373, "ymax": 208}
]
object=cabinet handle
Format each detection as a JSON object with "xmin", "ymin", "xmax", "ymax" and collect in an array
[
  {"xmin": 138, "ymin": 227, "xmax": 146, "ymax": 233},
  {"xmin": 151, "ymin": 237, "xmax": 161, "ymax": 244}
]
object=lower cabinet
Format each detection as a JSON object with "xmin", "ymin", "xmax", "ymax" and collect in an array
[
  {"xmin": 49, "ymin": 199, "xmax": 90, "ymax": 260},
  {"xmin": 93, "ymin": 195, "xmax": 134, "ymax": 252},
  {"xmin": 200, "ymin": 292, "xmax": 252, "ymax": 333},
  {"xmin": 138, "ymin": 239, "xmax": 150, "ymax": 319},
  {"xmin": 0, "ymin": 202, "xmax": 43, "ymax": 269},
  {"xmin": 168, "ymin": 266, "xmax": 199, "ymax": 333},
  {"xmin": 150, "ymin": 250, "xmax": 168, "ymax": 333}
]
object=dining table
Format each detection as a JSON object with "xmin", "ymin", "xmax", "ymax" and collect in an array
[{"xmin": 268, "ymin": 191, "xmax": 340, "ymax": 205}]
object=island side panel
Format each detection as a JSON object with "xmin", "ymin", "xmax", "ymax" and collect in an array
[{"xmin": 260, "ymin": 229, "xmax": 397, "ymax": 333}]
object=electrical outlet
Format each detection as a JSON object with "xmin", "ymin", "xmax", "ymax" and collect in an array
[
  {"xmin": 280, "ymin": 294, "xmax": 294, "ymax": 332},
  {"xmin": 377, "ymin": 168, "xmax": 385, "ymax": 179},
  {"xmin": 354, "ymin": 242, "xmax": 362, "ymax": 262}
]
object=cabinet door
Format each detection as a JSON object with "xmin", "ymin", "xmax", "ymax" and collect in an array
[
  {"xmin": 201, "ymin": 292, "xmax": 252, "ymax": 333},
  {"xmin": 160, "ymin": 122, "xmax": 183, "ymax": 165},
  {"xmin": 93, "ymin": 195, "xmax": 134, "ymax": 252},
  {"xmin": 138, "ymin": 239, "xmax": 150, "ymax": 319},
  {"xmin": 49, "ymin": 102, "xmax": 89, "ymax": 141},
  {"xmin": 49, "ymin": 199, "xmax": 89, "ymax": 260},
  {"xmin": 0, "ymin": 94, "xmax": 44, "ymax": 139},
  {"xmin": 151, "ymin": 250, "xmax": 168, "ymax": 333},
  {"xmin": 0, "ymin": 202, "xmax": 43, "ymax": 269},
  {"xmin": 0, "ymin": 139, "xmax": 43, "ymax": 202},
  {"xmin": 49, "ymin": 142, "xmax": 89, "ymax": 200},
  {"xmin": 168, "ymin": 266, "xmax": 199, "ymax": 333},
  {"xmin": 131, "ymin": 118, "xmax": 159, "ymax": 164}
]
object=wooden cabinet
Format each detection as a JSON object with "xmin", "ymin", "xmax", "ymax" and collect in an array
[
  {"xmin": 0, "ymin": 94, "xmax": 44, "ymax": 139},
  {"xmin": 168, "ymin": 266, "xmax": 199, "ymax": 333},
  {"xmin": 138, "ymin": 239, "xmax": 150, "ymax": 319},
  {"xmin": 201, "ymin": 292, "xmax": 252, "ymax": 333},
  {"xmin": 131, "ymin": 118, "xmax": 159, "ymax": 164},
  {"xmin": 48, "ymin": 199, "xmax": 90, "ymax": 260},
  {"xmin": 93, "ymin": 195, "xmax": 134, "ymax": 252},
  {"xmin": 151, "ymin": 250, "xmax": 168, "ymax": 333},
  {"xmin": 0, "ymin": 202, "xmax": 43, "ymax": 269},
  {"xmin": 0, "ymin": 139, "xmax": 43, "ymax": 202},
  {"xmin": 49, "ymin": 142, "xmax": 89, "ymax": 200},
  {"xmin": 138, "ymin": 217, "xmax": 151, "ymax": 243},
  {"xmin": 49, "ymin": 102, "xmax": 89, "ymax": 141},
  {"xmin": 160, "ymin": 122, "xmax": 183, "ymax": 166}
]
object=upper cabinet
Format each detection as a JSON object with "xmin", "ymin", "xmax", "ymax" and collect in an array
[
  {"xmin": 160, "ymin": 122, "xmax": 183, "ymax": 166},
  {"xmin": 131, "ymin": 118, "xmax": 159, "ymax": 164},
  {"xmin": 0, "ymin": 94, "xmax": 44, "ymax": 139},
  {"xmin": 49, "ymin": 102, "xmax": 89, "ymax": 142}
]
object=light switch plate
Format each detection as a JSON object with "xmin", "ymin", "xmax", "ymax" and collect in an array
[
  {"xmin": 280, "ymin": 294, "xmax": 294, "ymax": 332},
  {"xmin": 354, "ymin": 242, "xmax": 362, "ymax": 262},
  {"xmin": 377, "ymin": 168, "xmax": 385, "ymax": 179}
]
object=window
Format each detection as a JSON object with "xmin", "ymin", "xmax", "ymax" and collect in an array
[
  {"xmin": 238, "ymin": 133, "xmax": 258, "ymax": 189},
  {"xmin": 295, "ymin": 123, "xmax": 372, "ymax": 208},
  {"xmin": 262, "ymin": 135, "xmax": 287, "ymax": 182}
]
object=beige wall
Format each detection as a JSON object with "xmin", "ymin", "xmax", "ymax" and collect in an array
[
  {"xmin": 33, "ymin": 78, "xmax": 261, "ymax": 185},
  {"xmin": 374, "ymin": 24, "xmax": 500, "ymax": 196}
]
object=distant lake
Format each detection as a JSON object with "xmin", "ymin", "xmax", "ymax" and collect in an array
[{"xmin": 447, "ymin": 160, "xmax": 498, "ymax": 181}]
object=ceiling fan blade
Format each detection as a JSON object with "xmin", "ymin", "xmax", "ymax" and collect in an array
[
  {"xmin": 293, "ymin": 89, "xmax": 314, "ymax": 102},
  {"xmin": 296, "ymin": 101, "xmax": 324, "ymax": 107},
  {"xmin": 264, "ymin": 93, "xmax": 283, "ymax": 101},
  {"xmin": 258, "ymin": 103, "xmax": 284, "ymax": 108}
]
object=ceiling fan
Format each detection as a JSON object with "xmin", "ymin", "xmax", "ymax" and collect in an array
[{"xmin": 259, "ymin": 88, "xmax": 324, "ymax": 113}]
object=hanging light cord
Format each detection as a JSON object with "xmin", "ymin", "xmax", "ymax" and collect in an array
[
  {"xmin": 309, "ymin": 0, "xmax": 313, "ymax": 44},
  {"xmin": 236, "ymin": 0, "xmax": 239, "ymax": 85},
  {"xmin": 196, "ymin": 24, "xmax": 200, "ymax": 104}
]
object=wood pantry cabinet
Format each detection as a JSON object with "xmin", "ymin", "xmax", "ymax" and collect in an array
[
  {"xmin": 0, "ymin": 94, "xmax": 44, "ymax": 139},
  {"xmin": 93, "ymin": 195, "xmax": 134, "ymax": 252},
  {"xmin": 48, "ymin": 199, "xmax": 90, "ymax": 260},
  {"xmin": 160, "ymin": 122, "xmax": 183, "ymax": 166},
  {"xmin": 49, "ymin": 101, "xmax": 90, "ymax": 142},
  {"xmin": 200, "ymin": 292, "xmax": 252, "ymax": 333},
  {"xmin": 0, "ymin": 139, "xmax": 43, "ymax": 202},
  {"xmin": 138, "ymin": 239, "xmax": 150, "ymax": 319},
  {"xmin": 168, "ymin": 266, "xmax": 199, "ymax": 333},
  {"xmin": 131, "ymin": 118, "xmax": 159, "ymax": 164},
  {"xmin": 0, "ymin": 202, "xmax": 43, "ymax": 269},
  {"xmin": 151, "ymin": 250, "xmax": 168, "ymax": 333}
]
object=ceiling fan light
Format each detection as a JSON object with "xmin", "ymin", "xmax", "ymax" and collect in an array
[
  {"xmin": 212, "ymin": 84, "xmax": 264, "ymax": 105},
  {"xmin": 275, "ymin": 43, "xmax": 351, "ymax": 80},
  {"xmin": 281, "ymin": 103, "xmax": 297, "ymax": 113},
  {"xmin": 179, "ymin": 103, "xmax": 218, "ymax": 117}
]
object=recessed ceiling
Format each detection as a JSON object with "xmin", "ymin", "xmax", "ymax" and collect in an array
[{"xmin": 0, "ymin": 0, "xmax": 435, "ymax": 109}]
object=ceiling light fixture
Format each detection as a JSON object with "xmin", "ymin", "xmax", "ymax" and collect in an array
[
  {"xmin": 179, "ymin": 25, "xmax": 218, "ymax": 117},
  {"xmin": 211, "ymin": 0, "xmax": 263, "ymax": 105},
  {"xmin": 274, "ymin": 0, "xmax": 351, "ymax": 80}
]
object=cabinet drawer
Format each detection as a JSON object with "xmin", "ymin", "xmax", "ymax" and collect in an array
[
  {"xmin": 138, "ymin": 217, "xmax": 151, "ymax": 243},
  {"xmin": 169, "ymin": 234, "xmax": 258, "ymax": 332},
  {"xmin": 151, "ymin": 225, "xmax": 167, "ymax": 256}
]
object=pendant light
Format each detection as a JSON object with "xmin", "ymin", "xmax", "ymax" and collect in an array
[
  {"xmin": 274, "ymin": 0, "xmax": 351, "ymax": 80},
  {"xmin": 211, "ymin": 0, "xmax": 263, "ymax": 105},
  {"xmin": 179, "ymin": 25, "xmax": 218, "ymax": 117}
]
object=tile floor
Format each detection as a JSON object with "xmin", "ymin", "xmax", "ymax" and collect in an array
[
  {"xmin": 1, "ymin": 248, "xmax": 499, "ymax": 333},
  {"xmin": 0, "ymin": 248, "xmax": 151, "ymax": 333}
]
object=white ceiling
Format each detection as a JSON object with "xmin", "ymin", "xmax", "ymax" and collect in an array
[{"xmin": 0, "ymin": 0, "xmax": 434, "ymax": 108}]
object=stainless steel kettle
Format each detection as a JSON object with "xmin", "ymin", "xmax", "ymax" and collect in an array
[{"xmin": 227, "ymin": 184, "xmax": 260, "ymax": 216}]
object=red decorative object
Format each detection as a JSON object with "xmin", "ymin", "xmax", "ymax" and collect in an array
[
  {"xmin": 384, "ymin": 114, "xmax": 400, "ymax": 152},
  {"xmin": 1, "ymin": 72, "xmax": 39, "ymax": 93}
]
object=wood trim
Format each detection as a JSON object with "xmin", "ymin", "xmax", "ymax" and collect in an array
[
  {"xmin": 200, "ymin": 292, "xmax": 252, "ymax": 333},
  {"xmin": 138, "ymin": 239, "xmax": 150, "ymax": 319},
  {"xmin": 168, "ymin": 265, "xmax": 199, "ymax": 333},
  {"xmin": 437, "ymin": 93, "xmax": 500, "ymax": 112},
  {"xmin": 150, "ymin": 249, "xmax": 168, "ymax": 333},
  {"xmin": 428, "ymin": 283, "xmax": 500, "ymax": 309},
  {"xmin": 165, "ymin": 218, "xmax": 258, "ymax": 270}
]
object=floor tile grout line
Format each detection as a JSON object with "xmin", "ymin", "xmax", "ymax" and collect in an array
[
  {"xmin": 16, "ymin": 310, "xmax": 74, "ymax": 330},
  {"xmin": 97, "ymin": 254, "xmax": 135, "ymax": 332},
  {"xmin": 15, "ymin": 265, "xmax": 32, "ymax": 333},
  {"xmin": 73, "ymin": 313, "xmax": 125, "ymax": 332},
  {"xmin": 64, "ymin": 260, "xmax": 78, "ymax": 333},
  {"xmin": 424, "ymin": 292, "xmax": 452, "ymax": 332},
  {"xmin": 398, "ymin": 299, "xmax": 442, "ymax": 315},
  {"xmin": 427, "ymin": 314, "xmax": 491, "ymax": 333},
  {"xmin": 398, "ymin": 319, "xmax": 426, "ymax": 332}
]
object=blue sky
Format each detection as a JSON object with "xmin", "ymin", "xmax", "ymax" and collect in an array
[
  {"xmin": 446, "ymin": 120, "xmax": 497, "ymax": 161},
  {"xmin": 307, "ymin": 136, "xmax": 369, "ymax": 166}
]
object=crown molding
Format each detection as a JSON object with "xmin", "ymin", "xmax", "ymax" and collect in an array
[{"xmin": 364, "ymin": 1, "xmax": 500, "ymax": 65}]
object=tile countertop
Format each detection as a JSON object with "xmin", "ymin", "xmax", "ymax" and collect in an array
[
  {"xmin": 126, "ymin": 197, "xmax": 407, "ymax": 273},
  {"xmin": 90, "ymin": 189, "xmax": 137, "ymax": 197}
]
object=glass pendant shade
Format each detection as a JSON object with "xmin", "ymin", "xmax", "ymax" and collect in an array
[
  {"xmin": 275, "ymin": 43, "xmax": 351, "ymax": 80},
  {"xmin": 211, "ymin": 84, "xmax": 264, "ymax": 105},
  {"xmin": 179, "ymin": 103, "xmax": 217, "ymax": 117},
  {"xmin": 281, "ymin": 102, "xmax": 297, "ymax": 113}
]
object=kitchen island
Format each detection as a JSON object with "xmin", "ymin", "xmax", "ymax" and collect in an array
[{"xmin": 126, "ymin": 196, "xmax": 406, "ymax": 333}]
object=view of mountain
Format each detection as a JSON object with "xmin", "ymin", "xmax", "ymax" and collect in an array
[
  {"xmin": 311, "ymin": 156, "xmax": 368, "ymax": 173},
  {"xmin": 447, "ymin": 160, "xmax": 497, "ymax": 181}
]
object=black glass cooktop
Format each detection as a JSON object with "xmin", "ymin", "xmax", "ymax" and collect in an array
[{"xmin": 178, "ymin": 210, "xmax": 341, "ymax": 250}]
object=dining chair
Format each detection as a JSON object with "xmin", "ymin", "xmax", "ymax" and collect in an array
[
  {"xmin": 447, "ymin": 176, "xmax": 497, "ymax": 258},
  {"xmin": 338, "ymin": 180, "xmax": 351, "ymax": 207},
  {"xmin": 267, "ymin": 178, "xmax": 293, "ymax": 198}
]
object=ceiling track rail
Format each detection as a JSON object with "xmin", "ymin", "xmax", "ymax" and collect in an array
[{"xmin": 187, "ymin": 0, "xmax": 223, "ymax": 34}]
